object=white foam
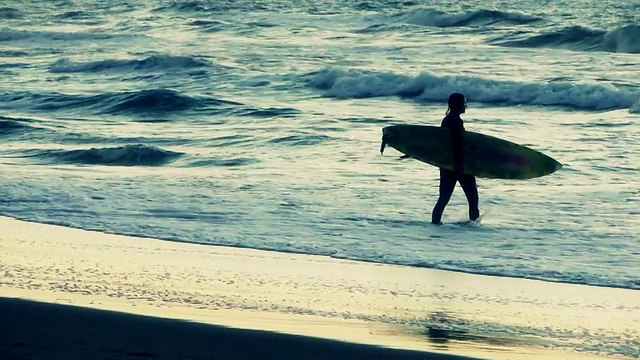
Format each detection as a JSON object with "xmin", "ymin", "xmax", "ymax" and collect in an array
[{"xmin": 310, "ymin": 67, "xmax": 640, "ymax": 112}]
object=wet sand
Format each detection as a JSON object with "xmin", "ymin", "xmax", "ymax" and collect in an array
[{"xmin": 1, "ymin": 216, "xmax": 637, "ymax": 359}]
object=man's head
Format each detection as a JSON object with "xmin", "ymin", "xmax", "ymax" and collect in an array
[{"xmin": 448, "ymin": 93, "xmax": 466, "ymax": 114}]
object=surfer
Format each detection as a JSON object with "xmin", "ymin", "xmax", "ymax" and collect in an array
[{"xmin": 431, "ymin": 93, "xmax": 480, "ymax": 225}]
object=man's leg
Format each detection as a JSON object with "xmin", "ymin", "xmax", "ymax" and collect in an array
[
  {"xmin": 459, "ymin": 174, "xmax": 480, "ymax": 221},
  {"xmin": 432, "ymin": 169, "xmax": 457, "ymax": 224}
]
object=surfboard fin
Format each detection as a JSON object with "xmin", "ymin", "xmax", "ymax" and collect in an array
[{"xmin": 380, "ymin": 134, "xmax": 388, "ymax": 155}]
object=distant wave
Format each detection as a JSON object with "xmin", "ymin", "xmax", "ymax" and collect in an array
[
  {"xmin": 0, "ymin": 7, "xmax": 22, "ymax": 19},
  {"xmin": 0, "ymin": 27, "xmax": 112, "ymax": 42},
  {"xmin": 0, "ymin": 50, "xmax": 28, "ymax": 57},
  {"xmin": 154, "ymin": 1, "xmax": 213, "ymax": 13},
  {"xmin": 602, "ymin": 24, "xmax": 640, "ymax": 53},
  {"xmin": 33, "ymin": 144, "xmax": 183, "ymax": 166},
  {"xmin": 103, "ymin": 89, "xmax": 200, "ymax": 114},
  {"xmin": 490, "ymin": 24, "xmax": 640, "ymax": 54},
  {"xmin": 0, "ymin": 89, "xmax": 241, "ymax": 115},
  {"xmin": 0, "ymin": 62, "xmax": 29, "ymax": 69},
  {"xmin": 153, "ymin": 0, "xmax": 310, "ymax": 13},
  {"xmin": 401, "ymin": 8, "xmax": 542, "ymax": 28},
  {"xmin": 188, "ymin": 19, "xmax": 233, "ymax": 33},
  {"xmin": 307, "ymin": 67, "xmax": 640, "ymax": 112},
  {"xmin": 231, "ymin": 107, "xmax": 302, "ymax": 118},
  {"xmin": 187, "ymin": 157, "xmax": 260, "ymax": 167},
  {"xmin": 54, "ymin": 11, "xmax": 93, "ymax": 20},
  {"xmin": 49, "ymin": 55, "xmax": 212, "ymax": 73},
  {"xmin": 0, "ymin": 91, "xmax": 102, "ymax": 112},
  {"xmin": 356, "ymin": 9, "xmax": 542, "ymax": 34},
  {"xmin": 269, "ymin": 134, "xmax": 334, "ymax": 146},
  {"xmin": 0, "ymin": 116, "xmax": 35, "ymax": 136},
  {"xmin": 101, "ymin": 89, "xmax": 244, "ymax": 115},
  {"xmin": 153, "ymin": 1, "xmax": 241, "ymax": 13}
]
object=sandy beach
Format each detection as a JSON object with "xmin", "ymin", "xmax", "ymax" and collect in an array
[{"xmin": 1, "ymin": 215, "xmax": 638, "ymax": 359}]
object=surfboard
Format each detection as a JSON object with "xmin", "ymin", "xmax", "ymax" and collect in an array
[{"xmin": 380, "ymin": 125, "xmax": 562, "ymax": 180}]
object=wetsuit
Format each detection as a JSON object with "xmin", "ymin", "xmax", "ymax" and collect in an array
[{"xmin": 431, "ymin": 113, "xmax": 480, "ymax": 224}]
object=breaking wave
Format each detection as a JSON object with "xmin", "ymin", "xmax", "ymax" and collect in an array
[{"xmin": 307, "ymin": 67, "xmax": 640, "ymax": 112}]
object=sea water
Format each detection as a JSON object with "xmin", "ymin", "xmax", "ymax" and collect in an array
[{"xmin": 0, "ymin": 0, "xmax": 638, "ymax": 356}]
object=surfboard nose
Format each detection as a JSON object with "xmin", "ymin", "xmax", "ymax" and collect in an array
[
  {"xmin": 381, "ymin": 126, "xmax": 401, "ymax": 154},
  {"xmin": 382, "ymin": 125, "xmax": 412, "ymax": 138},
  {"xmin": 381, "ymin": 125, "xmax": 412, "ymax": 155}
]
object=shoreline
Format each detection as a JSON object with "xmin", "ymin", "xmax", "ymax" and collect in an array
[
  {"xmin": 1, "ymin": 216, "xmax": 638, "ymax": 359},
  {"xmin": 3, "ymin": 214, "xmax": 635, "ymax": 293}
]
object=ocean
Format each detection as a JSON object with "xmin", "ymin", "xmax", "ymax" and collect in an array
[{"xmin": 0, "ymin": 0, "xmax": 638, "ymax": 355}]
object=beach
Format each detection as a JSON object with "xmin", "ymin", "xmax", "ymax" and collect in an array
[{"xmin": 1, "ymin": 216, "xmax": 637, "ymax": 359}]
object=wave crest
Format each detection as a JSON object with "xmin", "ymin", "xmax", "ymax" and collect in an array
[
  {"xmin": 308, "ymin": 67, "xmax": 640, "ymax": 112},
  {"xmin": 603, "ymin": 24, "xmax": 640, "ymax": 54},
  {"xmin": 0, "ymin": 27, "xmax": 111, "ymax": 42},
  {"xmin": 491, "ymin": 24, "xmax": 640, "ymax": 54},
  {"xmin": 0, "ymin": 89, "xmax": 240, "ymax": 115},
  {"xmin": 0, "ymin": 7, "xmax": 22, "ymax": 19},
  {"xmin": 54, "ymin": 11, "xmax": 93, "ymax": 20},
  {"xmin": 49, "ymin": 55, "xmax": 211, "ymax": 73},
  {"xmin": 0, "ymin": 116, "xmax": 34, "ymax": 136},
  {"xmin": 153, "ymin": 1, "xmax": 243, "ymax": 13},
  {"xmin": 102, "ymin": 89, "xmax": 200, "ymax": 114},
  {"xmin": 403, "ymin": 8, "xmax": 542, "ymax": 27},
  {"xmin": 269, "ymin": 134, "xmax": 334, "ymax": 146}
]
